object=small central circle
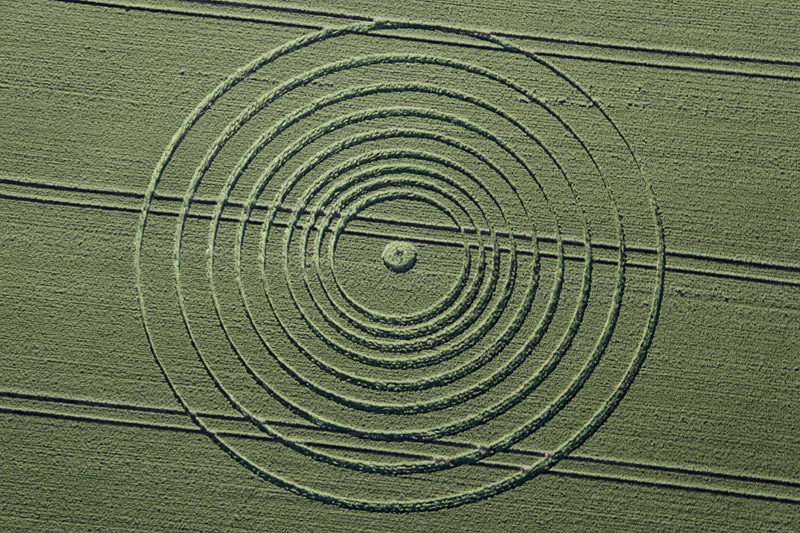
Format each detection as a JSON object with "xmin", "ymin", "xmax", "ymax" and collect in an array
[{"xmin": 382, "ymin": 241, "xmax": 417, "ymax": 273}]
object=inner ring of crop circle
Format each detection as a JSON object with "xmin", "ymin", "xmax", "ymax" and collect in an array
[
  {"xmin": 304, "ymin": 172, "xmax": 492, "ymax": 350},
  {"xmin": 321, "ymin": 175, "xmax": 495, "ymax": 341},
  {"xmin": 309, "ymin": 159, "xmax": 500, "ymax": 338},
  {"xmin": 282, "ymin": 173, "xmax": 496, "ymax": 369},
  {"xmin": 278, "ymin": 145, "xmax": 481, "ymax": 331}
]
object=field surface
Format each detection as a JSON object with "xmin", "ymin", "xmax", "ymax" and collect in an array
[{"xmin": 1, "ymin": 0, "xmax": 799, "ymax": 530}]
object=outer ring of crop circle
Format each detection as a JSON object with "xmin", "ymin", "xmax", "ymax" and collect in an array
[
  {"xmin": 157, "ymin": 24, "xmax": 599, "ymax": 503},
  {"xmin": 153, "ymin": 20, "xmax": 592, "ymax": 500},
  {"xmin": 134, "ymin": 20, "xmax": 666, "ymax": 512}
]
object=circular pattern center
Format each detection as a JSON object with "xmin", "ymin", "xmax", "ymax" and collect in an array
[{"xmin": 382, "ymin": 241, "xmax": 418, "ymax": 273}]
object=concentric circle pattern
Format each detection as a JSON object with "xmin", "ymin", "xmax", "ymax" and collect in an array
[{"xmin": 135, "ymin": 21, "xmax": 665, "ymax": 512}]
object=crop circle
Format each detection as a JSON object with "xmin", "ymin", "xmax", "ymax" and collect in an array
[{"xmin": 134, "ymin": 21, "xmax": 665, "ymax": 512}]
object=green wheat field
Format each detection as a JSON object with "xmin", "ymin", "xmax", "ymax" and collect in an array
[{"xmin": 1, "ymin": 0, "xmax": 798, "ymax": 530}]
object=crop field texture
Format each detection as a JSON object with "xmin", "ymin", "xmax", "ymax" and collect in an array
[{"xmin": 1, "ymin": 0, "xmax": 799, "ymax": 531}]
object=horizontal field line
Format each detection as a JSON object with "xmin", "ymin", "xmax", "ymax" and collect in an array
[
  {"xmin": 2, "ymin": 389, "xmax": 800, "ymax": 495},
  {"xmin": 0, "ymin": 172, "xmax": 599, "ymax": 251},
  {"xmin": 551, "ymin": 470, "xmax": 800, "ymax": 507},
  {"xmin": 343, "ymin": 213, "xmax": 800, "ymax": 276},
  {"xmin": 4, "ymin": 173, "xmax": 799, "ymax": 273},
  {"xmin": 3, "ymin": 180, "xmax": 800, "ymax": 288},
  {"xmin": 1, "ymin": 404, "xmax": 799, "ymax": 505},
  {"xmin": 48, "ymin": 0, "xmax": 800, "ymax": 82},
  {"xmin": 180, "ymin": 0, "xmax": 800, "ymax": 69}
]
